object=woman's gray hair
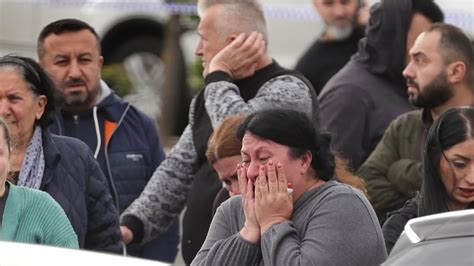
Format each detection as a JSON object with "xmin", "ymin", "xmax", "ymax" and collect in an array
[{"xmin": 197, "ymin": 0, "xmax": 268, "ymax": 44}]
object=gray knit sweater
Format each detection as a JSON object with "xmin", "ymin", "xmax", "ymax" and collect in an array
[
  {"xmin": 192, "ymin": 181, "xmax": 387, "ymax": 266},
  {"xmin": 121, "ymin": 70, "xmax": 315, "ymax": 243}
]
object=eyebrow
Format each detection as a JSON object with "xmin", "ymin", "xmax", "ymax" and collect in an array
[
  {"xmin": 411, "ymin": 51, "xmax": 428, "ymax": 61},
  {"xmin": 451, "ymin": 154, "xmax": 470, "ymax": 161},
  {"xmin": 241, "ymin": 147, "xmax": 267, "ymax": 156}
]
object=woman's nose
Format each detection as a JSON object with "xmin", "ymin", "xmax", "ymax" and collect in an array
[
  {"xmin": 246, "ymin": 162, "xmax": 260, "ymax": 181},
  {"xmin": 0, "ymin": 100, "xmax": 11, "ymax": 117}
]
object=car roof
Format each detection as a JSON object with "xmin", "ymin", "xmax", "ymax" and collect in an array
[
  {"xmin": 404, "ymin": 209, "xmax": 474, "ymax": 243},
  {"xmin": 384, "ymin": 210, "xmax": 474, "ymax": 265}
]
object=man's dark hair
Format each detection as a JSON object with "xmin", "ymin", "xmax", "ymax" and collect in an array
[
  {"xmin": 236, "ymin": 109, "xmax": 335, "ymax": 181},
  {"xmin": 412, "ymin": 0, "xmax": 444, "ymax": 23},
  {"xmin": 426, "ymin": 23, "xmax": 473, "ymax": 85},
  {"xmin": 37, "ymin": 18, "xmax": 101, "ymax": 58}
]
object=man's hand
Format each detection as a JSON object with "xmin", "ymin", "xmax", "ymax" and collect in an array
[
  {"xmin": 208, "ymin": 31, "xmax": 266, "ymax": 80},
  {"xmin": 120, "ymin": 225, "xmax": 134, "ymax": 244}
]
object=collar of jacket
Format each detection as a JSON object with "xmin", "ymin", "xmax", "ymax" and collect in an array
[
  {"xmin": 94, "ymin": 80, "xmax": 129, "ymax": 123},
  {"xmin": 39, "ymin": 128, "xmax": 60, "ymax": 189}
]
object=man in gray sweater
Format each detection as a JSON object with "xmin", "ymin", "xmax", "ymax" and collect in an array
[{"xmin": 120, "ymin": 0, "xmax": 319, "ymax": 263}]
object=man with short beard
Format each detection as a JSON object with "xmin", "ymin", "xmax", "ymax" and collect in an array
[
  {"xmin": 37, "ymin": 19, "xmax": 180, "ymax": 261},
  {"xmin": 357, "ymin": 23, "xmax": 474, "ymax": 224},
  {"xmin": 295, "ymin": 0, "xmax": 366, "ymax": 95}
]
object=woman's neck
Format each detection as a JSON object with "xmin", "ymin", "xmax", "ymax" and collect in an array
[
  {"xmin": 9, "ymin": 138, "xmax": 29, "ymax": 172},
  {"xmin": 447, "ymin": 199, "xmax": 469, "ymax": 212}
]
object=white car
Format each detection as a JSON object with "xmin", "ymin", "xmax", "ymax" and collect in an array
[
  {"xmin": 0, "ymin": 240, "xmax": 172, "ymax": 266},
  {"xmin": 383, "ymin": 209, "xmax": 474, "ymax": 266}
]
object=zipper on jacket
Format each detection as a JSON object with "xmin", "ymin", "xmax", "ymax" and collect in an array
[{"xmin": 103, "ymin": 103, "xmax": 131, "ymax": 213}]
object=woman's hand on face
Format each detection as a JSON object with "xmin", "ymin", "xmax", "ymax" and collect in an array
[
  {"xmin": 255, "ymin": 161, "xmax": 293, "ymax": 234},
  {"xmin": 237, "ymin": 164, "xmax": 261, "ymax": 243}
]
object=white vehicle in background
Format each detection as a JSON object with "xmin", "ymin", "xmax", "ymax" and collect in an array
[
  {"xmin": 0, "ymin": 0, "xmax": 472, "ymax": 138},
  {"xmin": 0, "ymin": 0, "xmax": 318, "ymax": 139}
]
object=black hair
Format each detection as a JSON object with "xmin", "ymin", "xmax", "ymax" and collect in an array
[
  {"xmin": 411, "ymin": 0, "xmax": 444, "ymax": 23},
  {"xmin": 0, "ymin": 55, "xmax": 57, "ymax": 128},
  {"xmin": 421, "ymin": 107, "xmax": 474, "ymax": 216},
  {"xmin": 426, "ymin": 23, "xmax": 473, "ymax": 85},
  {"xmin": 37, "ymin": 18, "xmax": 101, "ymax": 58},
  {"xmin": 236, "ymin": 109, "xmax": 335, "ymax": 181}
]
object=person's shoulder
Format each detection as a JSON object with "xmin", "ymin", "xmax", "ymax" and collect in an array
[
  {"xmin": 390, "ymin": 110, "xmax": 423, "ymax": 130},
  {"xmin": 50, "ymin": 133, "xmax": 91, "ymax": 153},
  {"xmin": 319, "ymin": 63, "xmax": 372, "ymax": 99},
  {"xmin": 10, "ymin": 184, "xmax": 54, "ymax": 204},
  {"xmin": 48, "ymin": 134, "xmax": 96, "ymax": 167},
  {"xmin": 124, "ymin": 103, "xmax": 155, "ymax": 123},
  {"xmin": 216, "ymin": 195, "xmax": 243, "ymax": 214},
  {"xmin": 321, "ymin": 181, "xmax": 369, "ymax": 201},
  {"xmin": 395, "ymin": 109, "xmax": 423, "ymax": 123}
]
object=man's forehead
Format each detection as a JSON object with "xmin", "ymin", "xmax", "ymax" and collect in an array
[
  {"xmin": 410, "ymin": 31, "xmax": 440, "ymax": 55},
  {"xmin": 44, "ymin": 30, "xmax": 97, "ymax": 45}
]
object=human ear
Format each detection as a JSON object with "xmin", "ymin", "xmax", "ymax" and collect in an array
[
  {"xmin": 447, "ymin": 61, "xmax": 467, "ymax": 84},
  {"xmin": 300, "ymin": 151, "xmax": 313, "ymax": 175},
  {"xmin": 35, "ymin": 95, "xmax": 47, "ymax": 120},
  {"xmin": 227, "ymin": 34, "xmax": 239, "ymax": 44}
]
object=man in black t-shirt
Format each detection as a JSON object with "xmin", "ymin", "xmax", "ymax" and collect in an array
[{"xmin": 295, "ymin": 0, "xmax": 366, "ymax": 95}]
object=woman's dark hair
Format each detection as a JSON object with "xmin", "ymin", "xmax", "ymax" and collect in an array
[
  {"xmin": 236, "ymin": 108, "xmax": 335, "ymax": 181},
  {"xmin": 421, "ymin": 107, "xmax": 474, "ymax": 216},
  {"xmin": 0, "ymin": 55, "xmax": 57, "ymax": 128}
]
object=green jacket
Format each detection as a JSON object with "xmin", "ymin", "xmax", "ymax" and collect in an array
[
  {"xmin": 0, "ymin": 183, "xmax": 79, "ymax": 248},
  {"xmin": 356, "ymin": 110, "xmax": 431, "ymax": 223}
]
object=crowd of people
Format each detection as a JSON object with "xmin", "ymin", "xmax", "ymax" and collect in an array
[{"xmin": 0, "ymin": 0, "xmax": 473, "ymax": 265}]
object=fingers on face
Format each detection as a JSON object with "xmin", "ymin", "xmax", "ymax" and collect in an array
[
  {"xmin": 237, "ymin": 164, "xmax": 247, "ymax": 196},
  {"xmin": 267, "ymin": 160, "xmax": 279, "ymax": 194},
  {"xmin": 255, "ymin": 165, "xmax": 267, "ymax": 201},
  {"xmin": 276, "ymin": 162, "xmax": 288, "ymax": 192},
  {"xmin": 246, "ymin": 33, "xmax": 264, "ymax": 57},
  {"xmin": 241, "ymin": 32, "xmax": 258, "ymax": 51},
  {"xmin": 233, "ymin": 33, "xmax": 246, "ymax": 46}
]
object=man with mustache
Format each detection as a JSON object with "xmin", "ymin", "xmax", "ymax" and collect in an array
[
  {"xmin": 295, "ymin": 0, "xmax": 367, "ymax": 95},
  {"xmin": 37, "ymin": 19, "xmax": 180, "ymax": 262},
  {"xmin": 357, "ymin": 23, "xmax": 474, "ymax": 224}
]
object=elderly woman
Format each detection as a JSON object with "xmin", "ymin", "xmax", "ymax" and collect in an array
[
  {"xmin": 0, "ymin": 55, "xmax": 121, "ymax": 252},
  {"xmin": 0, "ymin": 118, "xmax": 78, "ymax": 247},
  {"xmin": 383, "ymin": 107, "xmax": 474, "ymax": 254},
  {"xmin": 193, "ymin": 109, "xmax": 386, "ymax": 265}
]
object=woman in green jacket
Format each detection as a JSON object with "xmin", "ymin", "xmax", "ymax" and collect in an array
[{"xmin": 0, "ymin": 117, "xmax": 78, "ymax": 248}]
